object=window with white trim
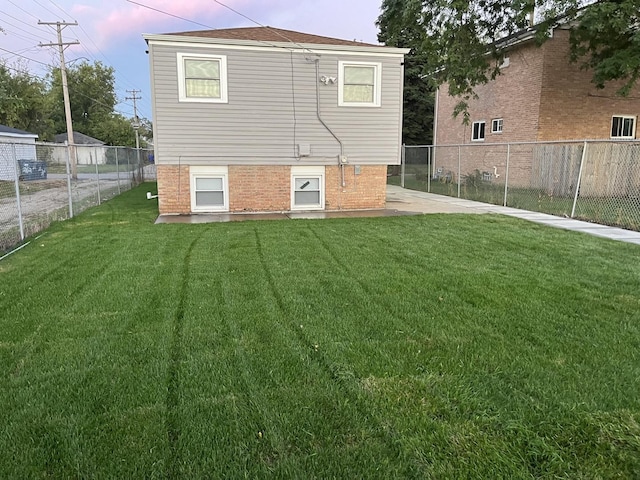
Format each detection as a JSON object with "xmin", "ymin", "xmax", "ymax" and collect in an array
[
  {"xmin": 472, "ymin": 121, "xmax": 486, "ymax": 141},
  {"xmin": 338, "ymin": 61, "xmax": 382, "ymax": 107},
  {"xmin": 190, "ymin": 166, "xmax": 228, "ymax": 212},
  {"xmin": 291, "ymin": 166, "xmax": 325, "ymax": 210},
  {"xmin": 491, "ymin": 118, "xmax": 503, "ymax": 134},
  {"xmin": 177, "ymin": 53, "xmax": 228, "ymax": 103},
  {"xmin": 611, "ymin": 115, "xmax": 636, "ymax": 139}
]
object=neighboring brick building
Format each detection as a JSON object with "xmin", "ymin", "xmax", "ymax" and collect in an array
[
  {"xmin": 144, "ymin": 27, "xmax": 408, "ymax": 215},
  {"xmin": 435, "ymin": 28, "xmax": 640, "ymax": 145}
]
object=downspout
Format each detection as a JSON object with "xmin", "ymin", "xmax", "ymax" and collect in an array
[
  {"xmin": 314, "ymin": 59, "xmax": 346, "ymax": 187},
  {"xmin": 432, "ymin": 86, "xmax": 439, "ymax": 180}
]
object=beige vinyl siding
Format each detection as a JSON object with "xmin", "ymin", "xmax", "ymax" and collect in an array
[{"xmin": 149, "ymin": 42, "xmax": 404, "ymax": 166}]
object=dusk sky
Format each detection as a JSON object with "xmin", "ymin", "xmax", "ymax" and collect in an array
[{"xmin": 1, "ymin": 0, "xmax": 385, "ymax": 120}]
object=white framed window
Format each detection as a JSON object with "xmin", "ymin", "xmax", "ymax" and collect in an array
[
  {"xmin": 611, "ymin": 115, "xmax": 636, "ymax": 139},
  {"xmin": 338, "ymin": 61, "xmax": 382, "ymax": 107},
  {"xmin": 491, "ymin": 118, "xmax": 503, "ymax": 134},
  {"xmin": 291, "ymin": 166, "xmax": 325, "ymax": 210},
  {"xmin": 190, "ymin": 166, "xmax": 228, "ymax": 212},
  {"xmin": 472, "ymin": 121, "xmax": 486, "ymax": 141},
  {"xmin": 177, "ymin": 52, "xmax": 228, "ymax": 103}
]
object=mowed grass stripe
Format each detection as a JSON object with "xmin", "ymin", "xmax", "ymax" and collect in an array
[{"xmin": 0, "ymin": 184, "xmax": 639, "ymax": 477}]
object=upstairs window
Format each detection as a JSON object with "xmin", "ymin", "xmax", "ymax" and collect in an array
[
  {"xmin": 177, "ymin": 53, "xmax": 228, "ymax": 103},
  {"xmin": 611, "ymin": 116, "xmax": 636, "ymax": 139},
  {"xmin": 472, "ymin": 121, "xmax": 486, "ymax": 141},
  {"xmin": 491, "ymin": 118, "xmax": 503, "ymax": 134},
  {"xmin": 339, "ymin": 61, "xmax": 382, "ymax": 107}
]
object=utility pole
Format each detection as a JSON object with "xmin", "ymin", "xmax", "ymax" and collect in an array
[
  {"xmin": 125, "ymin": 89, "xmax": 142, "ymax": 150},
  {"xmin": 39, "ymin": 21, "xmax": 79, "ymax": 179},
  {"xmin": 126, "ymin": 89, "xmax": 143, "ymax": 181}
]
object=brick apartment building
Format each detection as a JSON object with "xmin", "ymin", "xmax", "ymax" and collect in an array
[{"xmin": 435, "ymin": 28, "xmax": 640, "ymax": 145}]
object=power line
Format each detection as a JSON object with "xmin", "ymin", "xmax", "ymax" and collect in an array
[
  {"xmin": 126, "ymin": 0, "xmax": 301, "ymax": 53},
  {"xmin": 30, "ymin": 0, "xmax": 61, "ymax": 19},
  {"xmin": 1, "ymin": 11, "xmax": 49, "ymax": 37},
  {"xmin": 126, "ymin": 0, "xmax": 214, "ymax": 30},
  {"xmin": 6, "ymin": 0, "xmax": 40, "ymax": 22},
  {"xmin": 1, "ymin": 28, "xmax": 44, "ymax": 44},
  {"xmin": 46, "ymin": 0, "xmax": 71, "ymax": 18},
  {"xmin": 210, "ymin": 0, "xmax": 319, "ymax": 55},
  {"xmin": 0, "ymin": 46, "xmax": 50, "ymax": 66},
  {"xmin": 1, "ymin": 63, "xmax": 135, "ymax": 118}
]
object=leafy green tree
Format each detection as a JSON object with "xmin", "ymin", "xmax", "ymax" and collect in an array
[
  {"xmin": 0, "ymin": 63, "xmax": 54, "ymax": 139},
  {"xmin": 48, "ymin": 60, "xmax": 117, "ymax": 141},
  {"xmin": 380, "ymin": 0, "xmax": 640, "ymax": 123},
  {"xmin": 377, "ymin": 0, "xmax": 435, "ymax": 144}
]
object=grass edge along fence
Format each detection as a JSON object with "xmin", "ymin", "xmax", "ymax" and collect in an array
[
  {"xmin": 390, "ymin": 140, "xmax": 640, "ymax": 231},
  {"xmin": 0, "ymin": 141, "xmax": 155, "ymax": 252}
]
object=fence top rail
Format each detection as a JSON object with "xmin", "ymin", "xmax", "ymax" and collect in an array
[
  {"xmin": 406, "ymin": 139, "xmax": 640, "ymax": 148},
  {"xmin": 35, "ymin": 141, "xmax": 152, "ymax": 150}
]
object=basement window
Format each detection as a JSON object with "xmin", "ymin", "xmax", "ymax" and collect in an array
[
  {"xmin": 611, "ymin": 115, "xmax": 636, "ymax": 139},
  {"xmin": 190, "ymin": 166, "xmax": 228, "ymax": 212},
  {"xmin": 291, "ymin": 166, "xmax": 325, "ymax": 210},
  {"xmin": 472, "ymin": 121, "xmax": 486, "ymax": 141}
]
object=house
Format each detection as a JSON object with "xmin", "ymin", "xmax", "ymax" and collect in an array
[
  {"xmin": 143, "ymin": 27, "xmax": 409, "ymax": 214},
  {"xmin": 0, "ymin": 124, "xmax": 39, "ymax": 181},
  {"xmin": 54, "ymin": 131, "xmax": 108, "ymax": 165},
  {"xmin": 434, "ymin": 27, "xmax": 640, "ymax": 145}
]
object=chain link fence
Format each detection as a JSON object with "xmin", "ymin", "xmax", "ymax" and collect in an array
[
  {"xmin": 391, "ymin": 141, "xmax": 640, "ymax": 231},
  {"xmin": 0, "ymin": 141, "xmax": 155, "ymax": 252}
]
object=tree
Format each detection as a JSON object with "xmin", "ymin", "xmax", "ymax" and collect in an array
[
  {"xmin": 48, "ymin": 60, "xmax": 118, "ymax": 141},
  {"xmin": 0, "ymin": 63, "xmax": 54, "ymax": 139},
  {"xmin": 380, "ymin": 0, "xmax": 640, "ymax": 123},
  {"xmin": 377, "ymin": 0, "xmax": 435, "ymax": 144}
]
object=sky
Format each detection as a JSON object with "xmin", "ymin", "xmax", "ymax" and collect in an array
[{"xmin": 1, "ymin": 0, "xmax": 384, "ymax": 121}]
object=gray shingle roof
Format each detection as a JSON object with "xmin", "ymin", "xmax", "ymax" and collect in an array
[
  {"xmin": 54, "ymin": 131, "xmax": 105, "ymax": 145},
  {"xmin": 166, "ymin": 26, "xmax": 378, "ymax": 47},
  {"xmin": 0, "ymin": 124, "xmax": 37, "ymax": 137}
]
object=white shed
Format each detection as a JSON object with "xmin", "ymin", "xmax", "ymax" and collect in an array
[
  {"xmin": 54, "ymin": 132, "xmax": 108, "ymax": 165},
  {"xmin": 0, "ymin": 125, "xmax": 38, "ymax": 181}
]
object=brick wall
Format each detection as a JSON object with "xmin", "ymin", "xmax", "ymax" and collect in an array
[
  {"xmin": 325, "ymin": 165, "xmax": 387, "ymax": 210},
  {"xmin": 228, "ymin": 166, "xmax": 291, "ymax": 211},
  {"xmin": 157, "ymin": 164, "xmax": 388, "ymax": 214},
  {"xmin": 157, "ymin": 165, "xmax": 190, "ymax": 214},
  {"xmin": 435, "ymin": 29, "xmax": 640, "ymax": 145},
  {"xmin": 436, "ymin": 41, "xmax": 545, "ymax": 145},
  {"xmin": 538, "ymin": 29, "xmax": 640, "ymax": 141}
]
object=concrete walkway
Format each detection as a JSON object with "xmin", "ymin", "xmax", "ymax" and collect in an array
[
  {"xmin": 387, "ymin": 185, "xmax": 640, "ymax": 245},
  {"xmin": 156, "ymin": 185, "xmax": 640, "ymax": 245}
]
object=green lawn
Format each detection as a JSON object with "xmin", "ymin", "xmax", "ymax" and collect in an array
[{"xmin": 1, "ymin": 184, "xmax": 639, "ymax": 478}]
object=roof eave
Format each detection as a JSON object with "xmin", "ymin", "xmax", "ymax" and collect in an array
[
  {"xmin": 0, "ymin": 132, "xmax": 38, "ymax": 139},
  {"xmin": 143, "ymin": 33, "xmax": 410, "ymax": 55}
]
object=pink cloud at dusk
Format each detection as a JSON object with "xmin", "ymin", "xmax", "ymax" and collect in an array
[{"xmin": 71, "ymin": 0, "xmax": 257, "ymax": 50}]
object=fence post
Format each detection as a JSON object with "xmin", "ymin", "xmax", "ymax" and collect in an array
[
  {"xmin": 115, "ymin": 147, "xmax": 121, "ymax": 194},
  {"xmin": 400, "ymin": 144, "xmax": 406, "ymax": 188},
  {"xmin": 95, "ymin": 156, "xmax": 101, "ymax": 205},
  {"xmin": 427, "ymin": 146, "xmax": 431, "ymax": 193},
  {"xmin": 11, "ymin": 144, "xmax": 25, "ymax": 241},
  {"xmin": 457, "ymin": 145, "xmax": 461, "ymax": 198},
  {"xmin": 503, "ymin": 144, "xmax": 510, "ymax": 207},
  {"xmin": 571, "ymin": 141, "xmax": 588, "ymax": 218},
  {"xmin": 65, "ymin": 141, "xmax": 74, "ymax": 218}
]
